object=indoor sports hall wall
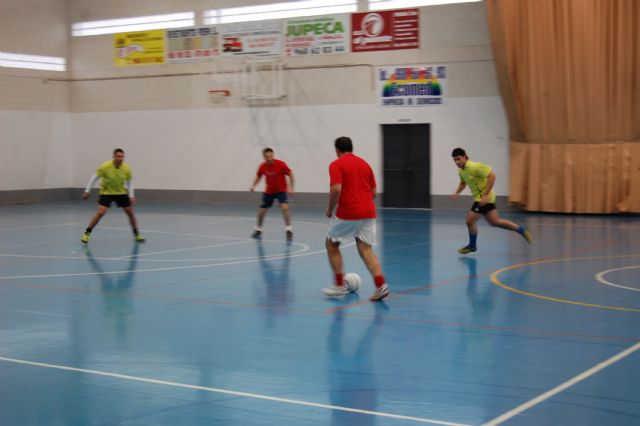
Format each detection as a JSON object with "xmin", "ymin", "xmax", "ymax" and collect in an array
[
  {"xmin": 0, "ymin": 0, "xmax": 71, "ymax": 200},
  {"xmin": 0, "ymin": 0, "xmax": 509, "ymax": 204}
]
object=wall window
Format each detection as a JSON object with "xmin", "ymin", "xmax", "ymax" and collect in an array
[
  {"xmin": 369, "ymin": 0, "xmax": 481, "ymax": 10},
  {"xmin": 204, "ymin": 0, "xmax": 357, "ymax": 25},
  {"xmin": 0, "ymin": 52, "xmax": 66, "ymax": 71},
  {"xmin": 72, "ymin": 12, "xmax": 195, "ymax": 36}
]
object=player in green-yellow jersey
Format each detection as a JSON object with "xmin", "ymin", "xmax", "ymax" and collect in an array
[
  {"xmin": 450, "ymin": 147, "xmax": 531, "ymax": 254},
  {"xmin": 81, "ymin": 148, "xmax": 144, "ymax": 243}
]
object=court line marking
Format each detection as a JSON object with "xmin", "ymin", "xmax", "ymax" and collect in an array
[
  {"xmin": 0, "ymin": 356, "xmax": 470, "ymax": 426},
  {"xmin": 490, "ymin": 255, "xmax": 640, "ymax": 313},
  {"xmin": 112, "ymin": 240, "xmax": 310, "ymax": 261},
  {"xmin": 113, "ymin": 239, "xmax": 258, "ymax": 258},
  {"xmin": 595, "ymin": 265, "xmax": 640, "ymax": 293},
  {"xmin": 2, "ymin": 277, "xmax": 636, "ymax": 343},
  {"xmin": 0, "ymin": 308, "xmax": 71, "ymax": 318},
  {"xmin": 482, "ymin": 341, "xmax": 640, "ymax": 426},
  {"xmin": 0, "ymin": 223, "xmax": 79, "ymax": 232},
  {"xmin": 327, "ymin": 240, "xmax": 622, "ymax": 313},
  {"xmin": 0, "ymin": 239, "xmax": 310, "ymax": 263},
  {"xmin": 0, "ymin": 242, "xmax": 353, "ymax": 280}
]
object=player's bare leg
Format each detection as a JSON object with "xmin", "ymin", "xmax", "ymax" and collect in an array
[
  {"xmin": 280, "ymin": 203, "xmax": 291, "ymax": 226},
  {"xmin": 355, "ymin": 239, "xmax": 382, "ymax": 277},
  {"xmin": 88, "ymin": 205, "xmax": 109, "ymax": 230},
  {"xmin": 123, "ymin": 206, "xmax": 145, "ymax": 242},
  {"xmin": 81, "ymin": 205, "xmax": 108, "ymax": 243},
  {"xmin": 459, "ymin": 210, "xmax": 481, "ymax": 254},
  {"xmin": 123, "ymin": 205, "xmax": 139, "ymax": 231},
  {"xmin": 356, "ymin": 238, "xmax": 389, "ymax": 301},
  {"xmin": 280, "ymin": 203, "xmax": 293, "ymax": 240},
  {"xmin": 257, "ymin": 208, "xmax": 267, "ymax": 227},
  {"xmin": 326, "ymin": 238, "xmax": 343, "ymax": 275},
  {"xmin": 466, "ymin": 210, "xmax": 481, "ymax": 235},
  {"xmin": 484, "ymin": 209, "xmax": 518, "ymax": 231},
  {"xmin": 253, "ymin": 208, "xmax": 268, "ymax": 238},
  {"xmin": 322, "ymin": 238, "xmax": 350, "ymax": 297},
  {"xmin": 485, "ymin": 210, "xmax": 532, "ymax": 244}
]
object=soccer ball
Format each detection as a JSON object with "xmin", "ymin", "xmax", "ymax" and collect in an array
[{"xmin": 344, "ymin": 273, "xmax": 361, "ymax": 293}]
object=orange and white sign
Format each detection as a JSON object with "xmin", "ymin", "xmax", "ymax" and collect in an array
[{"xmin": 351, "ymin": 9, "xmax": 419, "ymax": 53}]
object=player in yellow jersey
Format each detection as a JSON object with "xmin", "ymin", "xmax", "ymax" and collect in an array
[
  {"xmin": 450, "ymin": 148, "xmax": 531, "ymax": 254},
  {"xmin": 81, "ymin": 148, "xmax": 144, "ymax": 243}
]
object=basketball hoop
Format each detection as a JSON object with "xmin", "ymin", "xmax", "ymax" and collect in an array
[
  {"xmin": 208, "ymin": 90, "xmax": 231, "ymax": 97},
  {"xmin": 208, "ymin": 89, "xmax": 231, "ymax": 104}
]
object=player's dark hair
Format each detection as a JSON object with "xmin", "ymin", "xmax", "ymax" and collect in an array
[
  {"xmin": 263, "ymin": 147, "xmax": 274, "ymax": 155},
  {"xmin": 451, "ymin": 147, "xmax": 467, "ymax": 158},
  {"xmin": 113, "ymin": 148, "xmax": 124, "ymax": 155},
  {"xmin": 334, "ymin": 136, "xmax": 353, "ymax": 153}
]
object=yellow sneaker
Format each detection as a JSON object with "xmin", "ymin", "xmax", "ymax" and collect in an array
[
  {"xmin": 521, "ymin": 226, "xmax": 532, "ymax": 244},
  {"xmin": 458, "ymin": 245, "xmax": 477, "ymax": 254}
]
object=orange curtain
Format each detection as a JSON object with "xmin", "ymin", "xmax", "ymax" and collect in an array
[{"xmin": 486, "ymin": 0, "xmax": 640, "ymax": 213}]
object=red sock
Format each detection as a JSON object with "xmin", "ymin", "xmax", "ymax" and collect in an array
[
  {"xmin": 374, "ymin": 275, "xmax": 386, "ymax": 288},
  {"xmin": 335, "ymin": 273, "xmax": 345, "ymax": 286}
]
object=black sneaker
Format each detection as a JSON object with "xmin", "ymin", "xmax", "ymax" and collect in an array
[
  {"xmin": 252, "ymin": 230, "xmax": 262, "ymax": 239},
  {"xmin": 286, "ymin": 230, "xmax": 293, "ymax": 241}
]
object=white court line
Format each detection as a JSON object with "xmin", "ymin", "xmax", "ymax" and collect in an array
[
  {"xmin": 595, "ymin": 265, "xmax": 640, "ymax": 293},
  {"xmin": 0, "ymin": 223, "xmax": 78, "ymax": 232},
  {"xmin": 135, "ymin": 214, "xmax": 331, "ymax": 228},
  {"xmin": 113, "ymin": 239, "xmax": 260, "ymax": 259},
  {"xmin": 0, "ymin": 240, "xmax": 310, "ymax": 263},
  {"xmin": 0, "ymin": 356, "xmax": 469, "ymax": 426},
  {"xmin": 482, "ymin": 341, "xmax": 640, "ymax": 426},
  {"xmin": 0, "ymin": 242, "xmax": 353, "ymax": 280},
  {"xmin": 100, "ymin": 226, "xmax": 254, "ymax": 241},
  {"xmin": 0, "ymin": 309, "xmax": 71, "ymax": 318}
]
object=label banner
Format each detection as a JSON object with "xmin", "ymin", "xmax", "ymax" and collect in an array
[
  {"xmin": 376, "ymin": 65, "xmax": 447, "ymax": 107},
  {"xmin": 166, "ymin": 26, "xmax": 221, "ymax": 62},
  {"xmin": 222, "ymin": 21, "xmax": 283, "ymax": 57},
  {"xmin": 285, "ymin": 15, "xmax": 349, "ymax": 56},
  {"xmin": 114, "ymin": 30, "xmax": 165, "ymax": 66},
  {"xmin": 351, "ymin": 9, "xmax": 419, "ymax": 53}
]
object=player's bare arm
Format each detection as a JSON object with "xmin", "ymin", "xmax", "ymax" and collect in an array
[
  {"xmin": 288, "ymin": 173, "xmax": 295, "ymax": 194},
  {"xmin": 450, "ymin": 181, "xmax": 466, "ymax": 201},
  {"xmin": 250, "ymin": 175, "xmax": 261, "ymax": 192},
  {"xmin": 325, "ymin": 183, "xmax": 341, "ymax": 217}
]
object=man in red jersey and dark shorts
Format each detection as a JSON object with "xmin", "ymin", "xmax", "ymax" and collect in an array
[
  {"xmin": 250, "ymin": 148, "xmax": 295, "ymax": 241},
  {"xmin": 323, "ymin": 137, "xmax": 390, "ymax": 301}
]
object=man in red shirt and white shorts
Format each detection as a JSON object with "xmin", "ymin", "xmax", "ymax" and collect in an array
[
  {"xmin": 323, "ymin": 137, "xmax": 390, "ymax": 301},
  {"xmin": 250, "ymin": 148, "xmax": 295, "ymax": 241}
]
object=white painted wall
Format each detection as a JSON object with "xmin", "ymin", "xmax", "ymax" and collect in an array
[
  {"xmin": 71, "ymin": 97, "xmax": 508, "ymax": 194},
  {"xmin": 0, "ymin": 111, "xmax": 72, "ymax": 190}
]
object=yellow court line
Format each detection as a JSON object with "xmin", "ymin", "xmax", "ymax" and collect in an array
[{"xmin": 490, "ymin": 255, "xmax": 640, "ymax": 313}]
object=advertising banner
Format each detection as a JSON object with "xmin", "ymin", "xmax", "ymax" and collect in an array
[
  {"xmin": 222, "ymin": 21, "xmax": 283, "ymax": 57},
  {"xmin": 351, "ymin": 8, "xmax": 419, "ymax": 53},
  {"xmin": 285, "ymin": 14, "xmax": 349, "ymax": 56},
  {"xmin": 166, "ymin": 26, "xmax": 221, "ymax": 62},
  {"xmin": 377, "ymin": 65, "xmax": 447, "ymax": 107},
  {"xmin": 114, "ymin": 30, "xmax": 165, "ymax": 66}
]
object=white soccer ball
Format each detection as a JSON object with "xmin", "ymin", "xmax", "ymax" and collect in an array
[{"xmin": 344, "ymin": 273, "xmax": 362, "ymax": 293}]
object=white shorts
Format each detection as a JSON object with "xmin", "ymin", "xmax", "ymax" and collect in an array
[{"xmin": 327, "ymin": 217, "xmax": 377, "ymax": 246}]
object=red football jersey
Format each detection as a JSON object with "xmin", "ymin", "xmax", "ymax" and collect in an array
[
  {"xmin": 329, "ymin": 153, "xmax": 376, "ymax": 219},
  {"xmin": 257, "ymin": 159, "xmax": 292, "ymax": 194}
]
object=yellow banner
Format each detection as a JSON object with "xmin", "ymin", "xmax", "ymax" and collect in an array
[{"xmin": 114, "ymin": 30, "xmax": 165, "ymax": 67}]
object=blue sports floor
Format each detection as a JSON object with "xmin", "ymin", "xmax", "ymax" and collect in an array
[{"xmin": 0, "ymin": 201, "xmax": 638, "ymax": 425}]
